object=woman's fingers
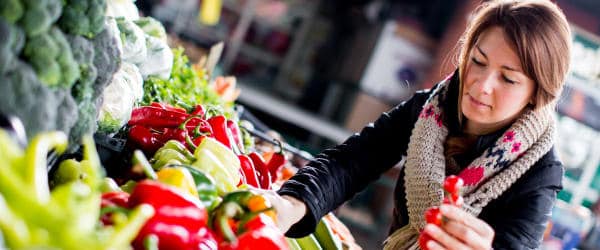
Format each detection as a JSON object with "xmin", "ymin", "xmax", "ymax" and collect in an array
[
  {"xmin": 440, "ymin": 204, "xmax": 495, "ymax": 238},
  {"xmin": 424, "ymin": 224, "xmax": 470, "ymax": 250}
]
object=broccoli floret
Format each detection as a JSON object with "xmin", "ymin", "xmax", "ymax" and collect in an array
[
  {"xmin": 0, "ymin": 61, "xmax": 59, "ymax": 139},
  {"xmin": 50, "ymin": 27, "xmax": 80, "ymax": 88},
  {"xmin": 55, "ymin": 89, "xmax": 79, "ymax": 135},
  {"xmin": 66, "ymin": 23, "xmax": 120, "ymax": 147},
  {"xmin": 0, "ymin": 0, "xmax": 24, "ymax": 24},
  {"xmin": 19, "ymin": 0, "xmax": 62, "ymax": 37},
  {"xmin": 68, "ymin": 96, "xmax": 97, "ymax": 149},
  {"xmin": 67, "ymin": 34, "xmax": 97, "ymax": 101},
  {"xmin": 23, "ymin": 27, "xmax": 80, "ymax": 88},
  {"xmin": 0, "ymin": 19, "xmax": 22, "ymax": 74},
  {"xmin": 23, "ymin": 32, "xmax": 61, "ymax": 86},
  {"xmin": 58, "ymin": 0, "xmax": 107, "ymax": 39}
]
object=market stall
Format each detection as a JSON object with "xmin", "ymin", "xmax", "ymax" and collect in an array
[{"xmin": 0, "ymin": 1, "xmax": 359, "ymax": 249}]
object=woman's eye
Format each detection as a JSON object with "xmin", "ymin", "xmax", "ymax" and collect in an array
[
  {"xmin": 502, "ymin": 75, "xmax": 516, "ymax": 84},
  {"xmin": 471, "ymin": 57, "xmax": 485, "ymax": 66}
]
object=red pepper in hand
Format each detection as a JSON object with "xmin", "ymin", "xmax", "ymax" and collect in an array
[
  {"xmin": 129, "ymin": 180, "xmax": 216, "ymax": 250},
  {"xmin": 266, "ymin": 140, "xmax": 286, "ymax": 183},
  {"xmin": 248, "ymin": 152, "xmax": 271, "ymax": 190},
  {"xmin": 128, "ymin": 125, "xmax": 163, "ymax": 153},
  {"xmin": 208, "ymin": 115, "xmax": 233, "ymax": 149},
  {"xmin": 238, "ymin": 155, "xmax": 260, "ymax": 188}
]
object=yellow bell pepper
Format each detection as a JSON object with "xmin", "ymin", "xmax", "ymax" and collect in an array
[{"xmin": 156, "ymin": 167, "xmax": 198, "ymax": 198}]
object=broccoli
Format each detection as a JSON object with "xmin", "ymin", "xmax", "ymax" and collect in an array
[
  {"xmin": 0, "ymin": 61, "xmax": 59, "ymax": 139},
  {"xmin": 68, "ymin": 97, "xmax": 97, "ymax": 149},
  {"xmin": 55, "ymin": 89, "xmax": 79, "ymax": 135},
  {"xmin": 0, "ymin": 19, "xmax": 23, "ymax": 75},
  {"xmin": 67, "ymin": 34, "xmax": 97, "ymax": 101},
  {"xmin": 0, "ymin": 0, "xmax": 24, "ymax": 24},
  {"xmin": 23, "ymin": 27, "xmax": 80, "ymax": 88},
  {"xmin": 67, "ymin": 23, "xmax": 121, "ymax": 147},
  {"xmin": 19, "ymin": 0, "xmax": 62, "ymax": 37},
  {"xmin": 23, "ymin": 32, "xmax": 61, "ymax": 86},
  {"xmin": 58, "ymin": 0, "xmax": 107, "ymax": 39},
  {"xmin": 50, "ymin": 27, "xmax": 80, "ymax": 88}
]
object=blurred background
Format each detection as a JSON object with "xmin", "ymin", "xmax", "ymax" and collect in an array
[{"xmin": 136, "ymin": 0, "xmax": 600, "ymax": 249}]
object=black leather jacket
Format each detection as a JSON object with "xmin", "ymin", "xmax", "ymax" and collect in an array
[{"xmin": 278, "ymin": 72, "xmax": 564, "ymax": 249}]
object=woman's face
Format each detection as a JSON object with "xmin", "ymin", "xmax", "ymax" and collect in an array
[{"xmin": 462, "ymin": 26, "xmax": 536, "ymax": 135}]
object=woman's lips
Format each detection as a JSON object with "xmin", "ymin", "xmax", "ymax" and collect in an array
[{"xmin": 468, "ymin": 94, "xmax": 491, "ymax": 108}]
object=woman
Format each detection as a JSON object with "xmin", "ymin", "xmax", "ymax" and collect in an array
[{"xmin": 260, "ymin": 0, "xmax": 571, "ymax": 249}]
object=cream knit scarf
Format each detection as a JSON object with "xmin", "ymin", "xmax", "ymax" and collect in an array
[{"xmin": 383, "ymin": 79, "xmax": 555, "ymax": 250}]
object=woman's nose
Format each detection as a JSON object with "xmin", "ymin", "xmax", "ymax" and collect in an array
[{"xmin": 474, "ymin": 72, "xmax": 495, "ymax": 95}]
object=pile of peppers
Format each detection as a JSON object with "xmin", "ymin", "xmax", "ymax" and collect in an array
[
  {"xmin": 101, "ymin": 180, "xmax": 218, "ymax": 250},
  {"xmin": 128, "ymin": 102, "xmax": 239, "ymax": 154},
  {"xmin": 211, "ymin": 191, "xmax": 289, "ymax": 250}
]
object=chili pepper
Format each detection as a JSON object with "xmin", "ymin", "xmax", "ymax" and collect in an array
[
  {"xmin": 248, "ymin": 152, "xmax": 271, "ymax": 190},
  {"xmin": 129, "ymin": 180, "xmax": 215, "ymax": 250},
  {"xmin": 157, "ymin": 167, "xmax": 199, "ymax": 198},
  {"xmin": 160, "ymin": 127, "xmax": 187, "ymax": 145},
  {"xmin": 207, "ymin": 115, "xmax": 233, "ymax": 149},
  {"xmin": 187, "ymin": 118, "xmax": 213, "ymax": 138},
  {"xmin": 132, "ymin": 150, "xmax": 158, "ymax": 180},
  {"xmin": 238, "ymin": 155, "xmax": 260, "ymax": 188},
  {"xmin": 129, "ymin": 106, "xmax": 190, "ymax": 128},
  {"xmin": 150, "ymin": 102, "xmax": 187, "ymax": 114},
  {"xmin": 191, "ymin": 104, "xmax": 205, "ymax": 116},
  {"xmin": 159, "ymin": 140, "xmax": 196, "ymax": 161},
  {"xmin": 178, "ymin": 165, "xmax": 220, "ymax": 210},
  {"xmin": 266, "ymin": 140, "xmax": 286, "ymax": 183},
  {"xmin": 128, "ymin": 125, "xmax": 163, "ymax": 153},
  {"xmin": 424, "ymin": 206, "xmax": 442, "ymax": 226},
  {"xmin": 227, "ymin": 120, "xmax": 244, "ymax": 153},
  {"xmin": 151, "ymin": 148, "xmax": 191, "ymax": 170}
]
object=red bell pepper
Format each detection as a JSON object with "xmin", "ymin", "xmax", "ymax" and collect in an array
[
  {"xmin": 248, "ymin": 152, "xmax": 271, "ymax": 190},
  {"xmin": 212, "ymin": 191, "xmax": 288, "ymax": 250},
  {"xmin": 129, "ymin": 180, "xmax": 216, "ymax": 250},
  {"xmin": 266, "ymin": 140, "xmax": 286, "ymax": 183},
  {"xmin": 238, "ymin": 155, "xmax": 260, "ymax": 188},
  {"xmin": 207, "ymin": 115, "xmax": 233, "ymax": 149}
]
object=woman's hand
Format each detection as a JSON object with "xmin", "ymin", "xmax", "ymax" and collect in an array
[
  {"xmin": 248, "ymin": 187, "xmax": 307, "ymax": 233},
  {"xmin": 423, "ymin": 204, "xmax": 495, "ymax": 250}
]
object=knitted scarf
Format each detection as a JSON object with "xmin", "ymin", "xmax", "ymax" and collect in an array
[{"xmin": 383, "ymin": 79, "xmax": 556, "ymax": 250}]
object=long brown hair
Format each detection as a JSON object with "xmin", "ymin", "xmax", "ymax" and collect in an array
[
  {"xmin": 447, "ymin": 0, "xmax": 571, "ymax": 169},
  {"xmin": 458, "ymin": 0, "xmax": 571, "ymax": 114}
]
